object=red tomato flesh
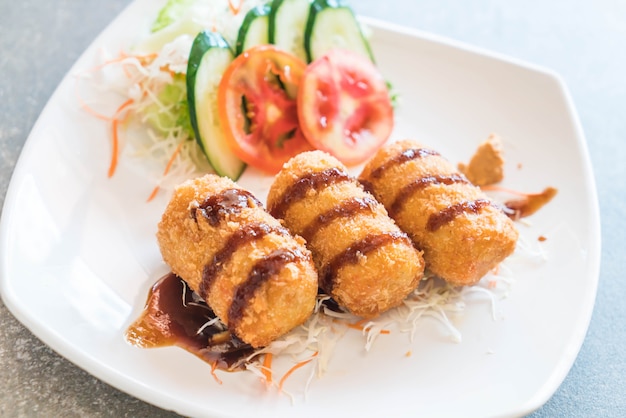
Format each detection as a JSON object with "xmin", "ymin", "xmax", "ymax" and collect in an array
[
  {"xmin": 218, "ymin": 45, "xmax": 313, "ymax": 174},
  {"xmin": 297, "ymin": 49, "xmax": 394, "ymax": 165}
]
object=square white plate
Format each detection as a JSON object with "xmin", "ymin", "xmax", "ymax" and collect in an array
[{"xmin": 0, "ymin": 1, "xmax": 600, "ymax": 417}]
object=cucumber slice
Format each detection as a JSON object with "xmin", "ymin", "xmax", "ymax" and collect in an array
[
  {"xmin": 235, "ymin": 3, "xmax": 272, "ymax": 55},
  {"xmin": 268, "ymin": 0, "xmax": 311, "ymax": 62},
  {"xmin": 304, "ymin": 0, "xmax": 374, "ymax": 63},
  {"xmin": 187, "ymin": 31, "xmax": 246, "ymax": 180}
]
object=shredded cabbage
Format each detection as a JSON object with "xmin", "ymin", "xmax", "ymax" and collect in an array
[
  {"xmin": 151, "ymin": 0, "xmax": 197, "ymax": 33},
  {"xmin": 76, "ymin": 0, "xmax": 267, "ymax": 197},
  {"xmin": 77, "ymin": 33, "xmax": 209, "ymax": 196},
  {"xmin": 136, "ymin": 0, "xmax": 265, "ymax": 53},
  {"xmin": 81, "ymin": 0, "xmax": 544, "ymax": 399},
  {"xmin": 242, "ymin": 259, "xmax": 518, "ymax": 395}
]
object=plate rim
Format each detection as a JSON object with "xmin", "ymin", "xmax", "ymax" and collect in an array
[{"xmin": 0, "ymin": 4, "xmax": 601, "ymax": 417}]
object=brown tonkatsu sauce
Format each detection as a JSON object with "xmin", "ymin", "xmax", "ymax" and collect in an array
[
  {"xmin": 200, "ymin": 222, "xmax": 290, "ymax": 298},
  {"xmin": 271, "ymin": 168, "xmax": 415, "ymax": 296},
  {"xmin": 320, "ymin": 232, "xmax": 412, "ymax": 292},
  {"xmin": 126, "ymin": 273, "xmax": 253, "ymax": 371},
  {"xmin": 299, "ymin": 196, "xmax": 379, "ymax": 242},
  {"xmin": 389, "ymin": 174, "xmax": 470, "ymax": 217},
  {"xmin": 369, "ymin": 148, "xmax": 441, "ymax": 179},
  {"xmin": 269, "ymin": 168, "xmax": 353, "ymax": 219},
  {"xmin": 192, "ymin": 188, "xmax": 262, "ymax": 225},
  {"xmin": 129, "ymin": 186, "xmax": 312, "ymax": 371},
  {"xmin": 503, "ymin": 187, "xmax": 558, "ymax": 220},
  {"xmin": 427, "ymin": 199, "xmax": 491, "ymax": 231},
  {"xmin": 228, "ymin": 248, "xmax": 307, "ymax": 330}
]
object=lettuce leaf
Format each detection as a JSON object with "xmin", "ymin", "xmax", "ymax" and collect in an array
[{"xmin": 151, "ymin": 0, "xmax": 197, "ymax": 33}]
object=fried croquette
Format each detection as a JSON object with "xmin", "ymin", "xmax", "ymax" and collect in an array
[
  {"xmin": 359, "ymin": 140, "xmax": 518, "ymax": 286},
  {"xmin": 267, "ymin": 151, "xmax": 425, "ymax": 318},
  {"xmin": 156, "ymin": 174, "xmax": 318, "ymax": 348}
]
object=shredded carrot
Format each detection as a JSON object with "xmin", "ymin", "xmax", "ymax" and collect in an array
[
  {"xmin": 75, "ymin": 51, "xmax": 157, "ymax": 105},
  {"xmin": 113, "ymin": 98, "xmax": 135, "ymax": 119},
  {"xmin": 109, "ymin": 119, "xmax": 121, "ymax": 178},
  {"xmin": 146, "ymin": 184, "xmax": 160, "ymax": 202},
  {"xmin": 107, "ymin": 98, "xmax": 134, "ymax": 178},
  {"xmin": 278, "ymin": 352, "xmax": 318, "ymax": 392},
  {"xmin": 119, "ymin": 53, "xmax": 157, "ymax": 79},
  {"xmin": 75, "ymin": 78, "xmax": 116, "ymax": 122},
  {"xmin": 146, "ymin": 140, "xmax": 185, "ymax": 202},
  {"xmin": 76, "ymin": 55, "xmax": 148, "ymax": 123},
  {"xmin": 346, "ymin": 319, "xmax": 390, "ymax": 335},
  {"xmin": 211, "ymin": 361, "xmax": 223, "ymax": 385},
  {"xmin": 105, "ymin": 51, "xmax": 157, "ymax": 70},
  {"xmin": 135, "ymin": 52, "xmax": 158, "ymax": 66},
  {"xmin": 352, "ymin": 318, "xmax": 368, "ymax": 327},
  {"xmin": 228, "ymin": 0, "xmax": 243, "ymax": 15},
  {"xmin": 121, "ymin": 63, "xmax": 134, "ymax": 79},
  {"xmin": 79, "ymin": 99, "xmax": 115, "ymax": 122},
  {"xmin": 159, "ymin": 64, "xmax": 177, "ymax": 77},
  {"xmin": 79, "ymin": 50, "xmax": 157, "ymax": 76},
  {"xmin": 487, "ymin": 280, "xmax": 498, "ymax": 289},
  {"xmin": 261, "ymin": 353, "xmax": 273, "ymax": 385}
]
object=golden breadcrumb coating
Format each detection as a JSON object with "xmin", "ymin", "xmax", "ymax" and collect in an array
[
  {"xmin": 359, "ymin": 140, "xmax": 518, "ymax": 286},
  {"xmin": 157, "ymin": 174, "xmax": 318, "ymax": 347},
  {"xmin": 267, "ymin": 151, "xmax": 424, "ymax": 318}
]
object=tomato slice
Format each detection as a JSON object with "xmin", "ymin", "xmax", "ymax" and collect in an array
[
  {"xmin": 218, "ymin": 45, "xmax": 313, "ymax": 174},
  {"xmin": 297, "ymin": 49, "xmax": 394, "ymax": 165}
]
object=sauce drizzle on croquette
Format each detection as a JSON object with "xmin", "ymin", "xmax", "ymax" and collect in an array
[
  {"xmin": 200, "ymin": 222, "xmax": 291, "ymax": 298},
  {"xmin": 320, "ymin": 232, "xmax": 413, "ymax": 292},
  {"xmin": 427, "ymin": 199, "xmax": 492, "ymax": 231},
  {"xmin": 299, "ymin": 196, "xmax": 379, "ymax": 242},
  {"xmin": 268, "ymin": 168, "xmax": 353, "ymax": 219},
  {"xmin": 369, "ymin": 147, "xmax": 441, "ymax": 179},
  {"xmin": 389, "ymin": 174, "xmax": 470, "ymax": 217},
  {"xmin": 192, "ymin": 188, "xmax": 262, "ymax": 225},
  {"xmin": 228, "ymin": 248, "xmax": 309, "ymax": 330}
]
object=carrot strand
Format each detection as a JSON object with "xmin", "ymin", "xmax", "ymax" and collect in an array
[
  {"xmin": 80, "ymin": 103, "xmax": 114, "ymax": 122},
  {"xmin": 74, "ymin": 75, "xmax": 116, "ymax": 122},
  {"xmin": 107, "ymin": 98, "xmax": 134, "ymax": 178},
  {"xmin": 146, "ymin": 186, "xmax": 160, "ymax": 202},
  {"xmin": 278, "ymin": 352, "xmax": 318, "ymax": 392},
  {"xmin": 164, "ymin": 141, "xmax": 184, "ymax": 174},
  {"xmin": 210, "ymin": 361, "xmax": 223, "ymax": 385},
  {"xmin": 228, "ymin": 0, "xmax": 243, "ymax": 15},
  {"xmin": 108, "ymin": 119, "xmax": 120, "ymax": 178},
  {"xmin": 146, "ymin": 140, "xmax": 185, "ymax": 202},
  {"xmin": 100, "ymin": 51, "xmax": 157, "ymax": 71},
  {"xmin": 261, "ymin": 353, "xmax": 273, "ymax": 385},
  {"xmin": 346, "ymin": 319, "xmax": 391, "ymax": 334},
  {"xmin": 114, "ymin": 98, "xmax": 134, "ymax": 119}
]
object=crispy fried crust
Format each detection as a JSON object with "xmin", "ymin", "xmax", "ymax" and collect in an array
[
  {"xmin": 156, "ymin": 174, "xmax": 318, "ymax": 347},
  {"xmin": 359, "ymin": 140, "xmax": 518, "ymax": 286},
  {"xmin": 267, "ymin": 151, "xmax": 424, "ymax": 318}
]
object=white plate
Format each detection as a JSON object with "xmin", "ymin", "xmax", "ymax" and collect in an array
[{"xmin": 0, "ymin": 1, "xmax": 600, "ymax": 417}]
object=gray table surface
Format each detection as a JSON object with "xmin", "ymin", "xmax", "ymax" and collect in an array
[{"xmin": 1, "ymin": 0, "xmax": 624, "ymax": 416}]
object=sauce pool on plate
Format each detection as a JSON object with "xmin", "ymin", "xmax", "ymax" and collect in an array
[{"xmin": 125, "ymin": 273, "xmax": 254, "ymax": 371}]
